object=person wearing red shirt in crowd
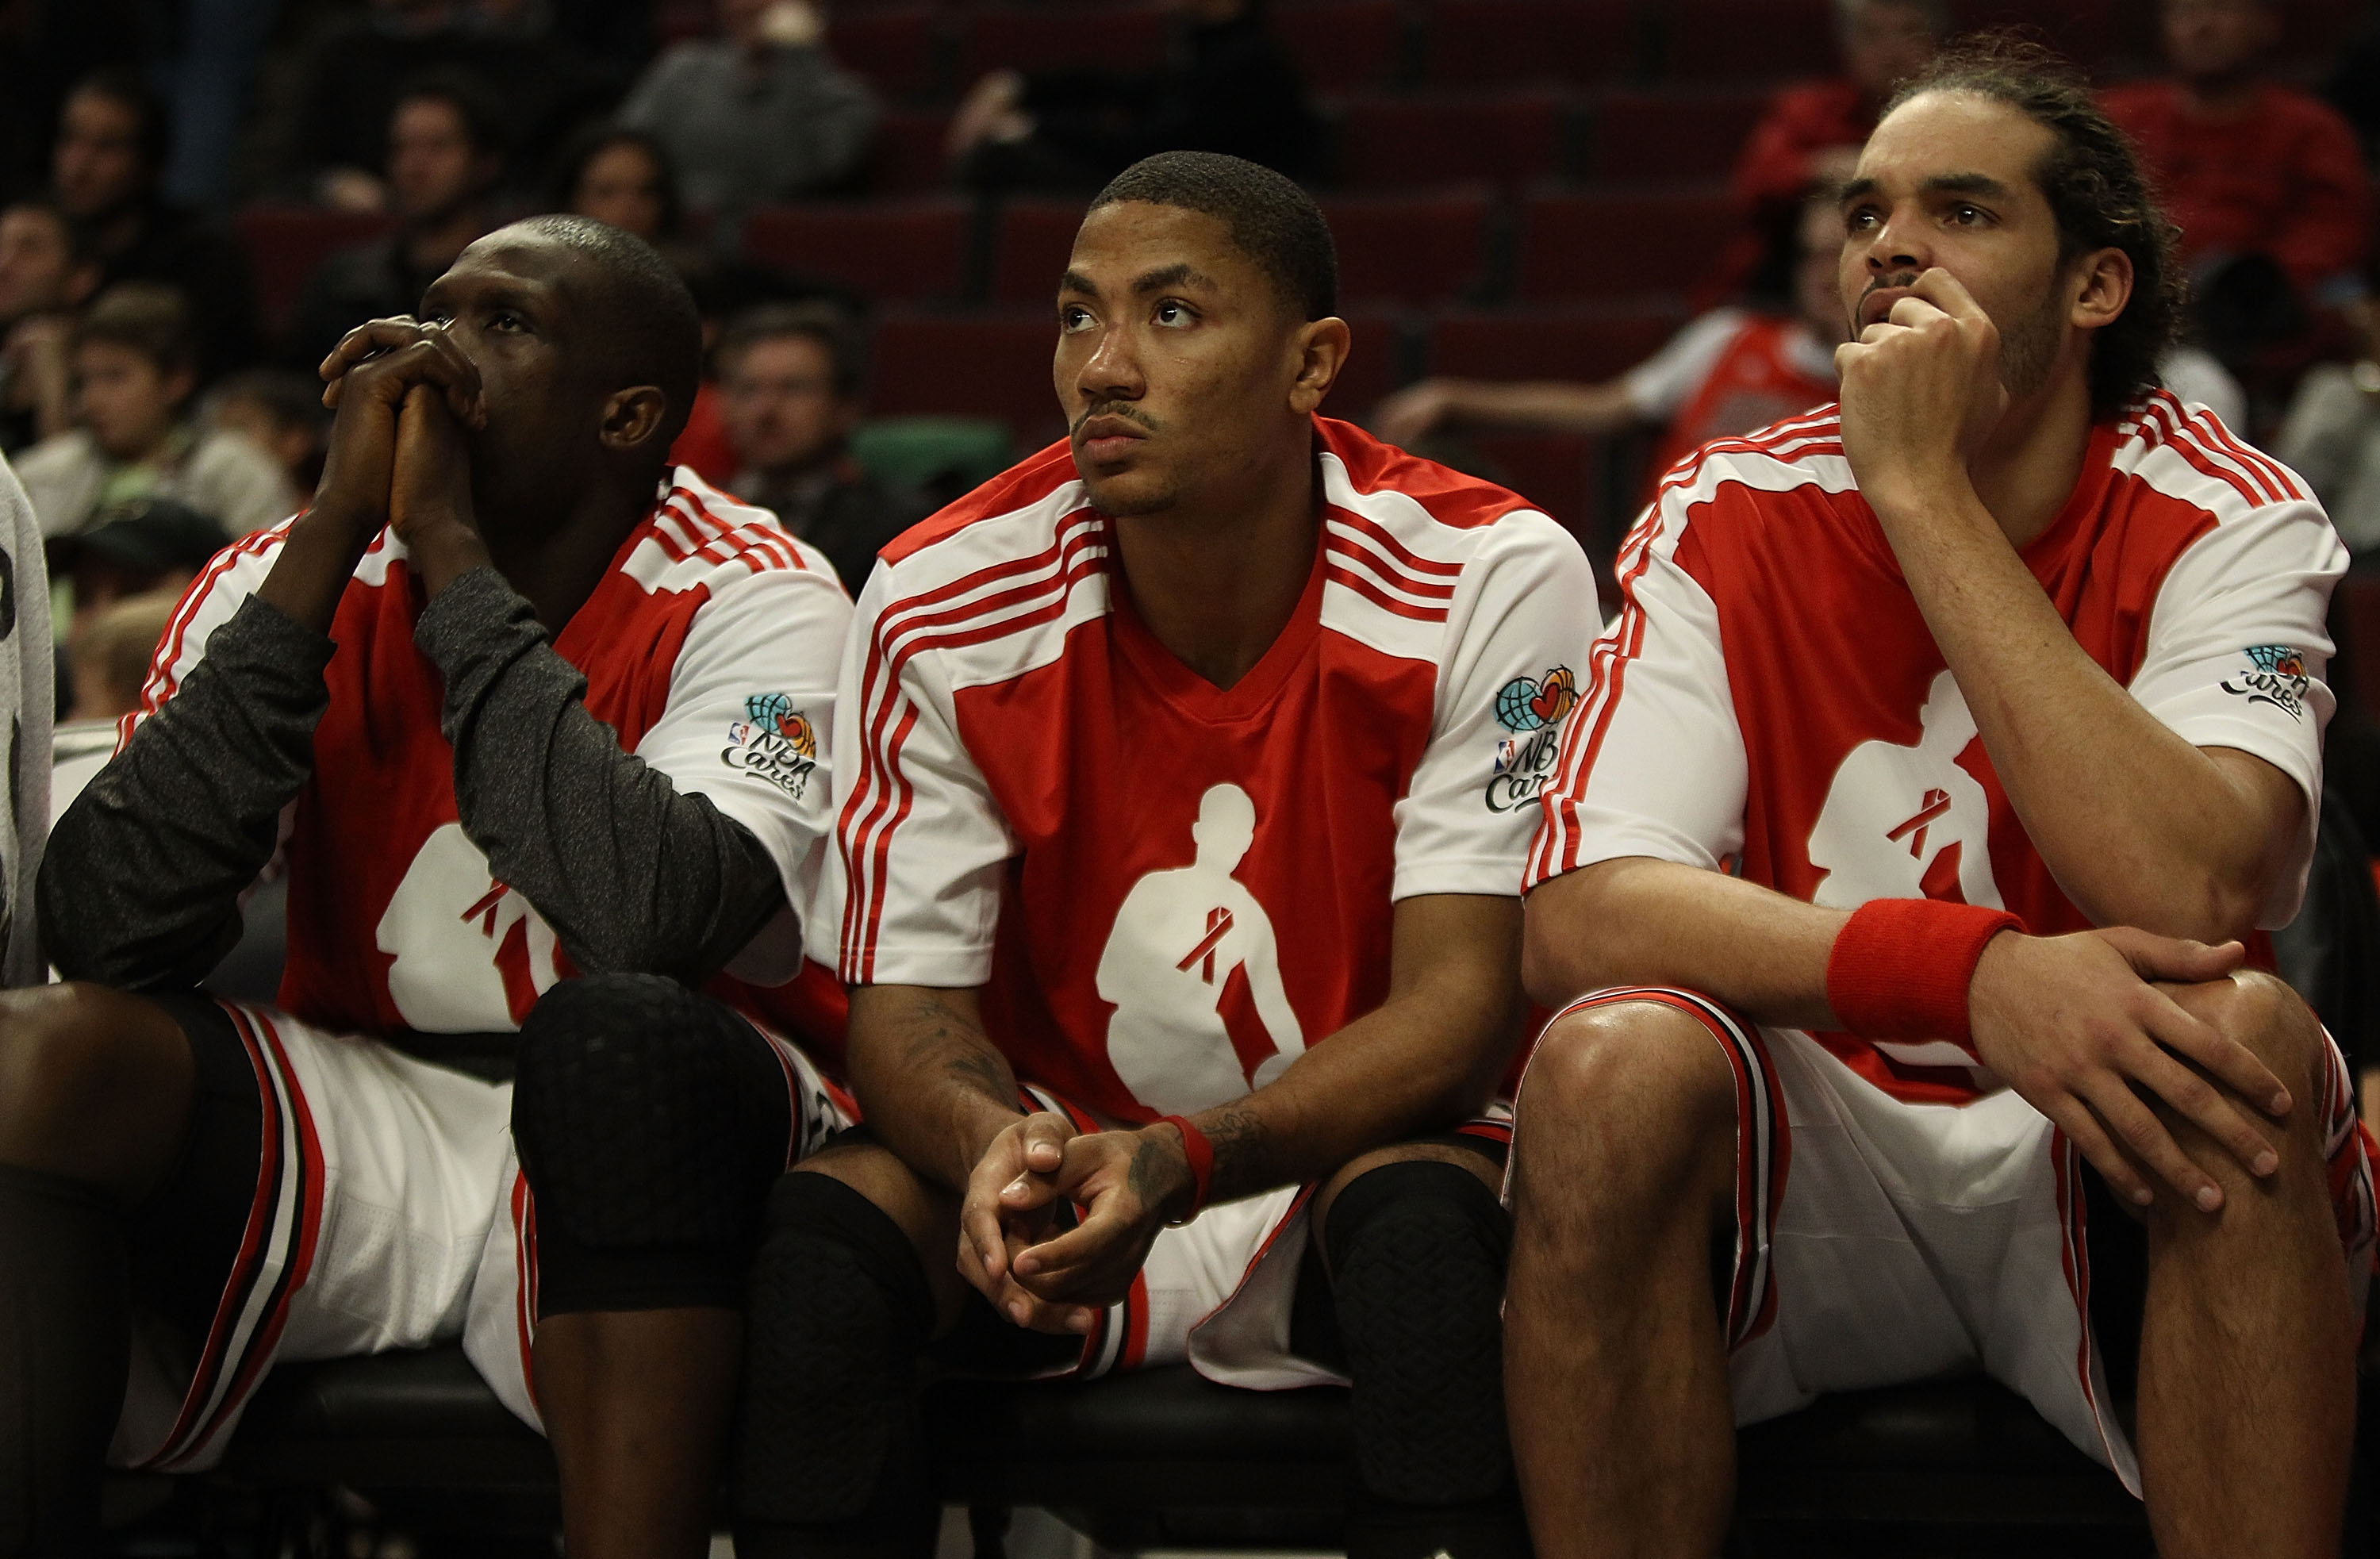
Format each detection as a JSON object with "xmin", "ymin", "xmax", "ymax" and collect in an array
[
  {"xmin": 1731, "ymin": 0, "xmax": 1943, "ymax": 217},
  {"xmin": 2102, "ymin": 0, "xmax": 2372, "ymax": 337}
]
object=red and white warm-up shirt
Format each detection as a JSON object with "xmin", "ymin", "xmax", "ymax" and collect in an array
[
  {"xmin": 131, "ymin": 468, "xmax": 850, "ymax": 1039},
  {"xmin": 1526, "ymin": 393, "xmax": 2346, "ymax": 1104},
  {"xmin": 815, "ymin": 418, "xmax": 1599, "ymax": 1123}
]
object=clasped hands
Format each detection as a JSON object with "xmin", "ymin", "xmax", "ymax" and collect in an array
[
  {"xmin": 958, "ymin": 1111, "xmax": 1197, "ymax": 1334},
  {"xmin": 310, "ymin": 316, "xmax": 489, "ymax": 586}
]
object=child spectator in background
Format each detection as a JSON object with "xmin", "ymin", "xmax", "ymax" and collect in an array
[
  {"xmin": 281, "ymin": 72, "xmax": 505, "ymax": 372},
  {"xmin": 2103, "ymin": 0, "xmax": 2371, "ymax": 367},
  {"xmin": 13, "ymin": 285, "xmax": 292, "ymax": 540},
  {"xmin": 204, "ymin": 369, "xmax": 332, "ymax": 498},
  {"xmin": 0, "ymin": 198, "xmax": 101, "ymax": 456},
  {"xmin": 44, "ymin": 495, "xmax": 227, "ymax": 818},
  {"xmin": 617, "ymin": 0, "xmax": 877, "ymax": 228}
]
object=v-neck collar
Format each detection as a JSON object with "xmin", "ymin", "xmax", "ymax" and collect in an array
[{"xmin": 1107, "ymin": 528, "xmax": 1327, "ymax": 724}]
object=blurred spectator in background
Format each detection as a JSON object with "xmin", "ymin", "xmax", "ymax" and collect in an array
[
  {"xmin": 50, "ymin": 68, "xmax": 260, "ymax": 382},
  {"xmin": 949, "ymin": 0, "xmax": 1318, "ymax": 191},
  {"xmin": 288, "ymin": 0, "xmax": 616, "ymax": 213},
  {"xmin": 203, "ymin": 368, "xmax": 330, "ymax": 497},
  {"xmin": 2275, "ymin": 319, "xmax": 2380, "ymax": 553},
  {"xmin": 49, "ymin": 587, "xmax": 179, "ymax": 815},
  {"xmin": 2104, "ymin": 0, "xmax": 2370, "ymax": 369},
  {"xmin": 1376, "ymin": 196, "xmax": 1849, "ymax": 486},
  {"xmin": 555, "ymin": 122, "xmax": 685, "ymax": 256},
  {"xmin": 719, "ymin": 301, "xmax": 928, "ymax": 595},
  {"xmin": 281, "ymin": 72, "xmax": 503, "ymax": 371},
  {"xmin": 46, "ymin": 493, "xmax": 221, "ymax": 650},
  {"xmin": 617, "ymin": 0, "xmax": 878, "ymax": 226},
  {"xmin": 13, "ymin": 283, "xmax": 290, "ymax": 540},
  {"xmin": 0, "ymin": 198, "xmax": 101, "ymax": 455},
  {"xmin": 1732, "ymin": 0, "xmax": 1941, "ymax": 213},
  {"xmin": 44, "ymin": 497, "xmax": 226, "ymax": 815}
]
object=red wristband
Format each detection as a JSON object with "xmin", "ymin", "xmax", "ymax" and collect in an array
[
  {"xmin": 1159, "ymin": 1115, "xmax": 1215, "ymax": 1223},
  {"xmin": 1825, "ymin": 898, "xmax": 2025, "ymax": 1048}
]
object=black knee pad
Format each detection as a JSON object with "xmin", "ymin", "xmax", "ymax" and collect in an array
[
  {"xmin": 733, "ymin": 1172, "xmax": 937, "ymax": 1534},
  {"xmin": 511, "ymin": 973, "xmax": 792, "ymax": 1312},
  {"xmin": 1327, "ymin": 1156, "xmax": 1516, "ymax": 1508}
]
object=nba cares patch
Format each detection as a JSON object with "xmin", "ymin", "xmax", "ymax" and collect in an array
[
  {"xmin": 2220, "ymin": 645, "xmax": 2310, "ymax": 720},
  {"xmin": 1486, "ymin": 665, "xmax": 1577, "ymax": 812},
  {"xmin": 723, "ymin": 692, "xmax": 818, "ymax": 797}
]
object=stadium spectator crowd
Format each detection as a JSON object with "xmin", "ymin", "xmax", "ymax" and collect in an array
[{"xmin": 0, "ymin": 0, "xmax": 2378, "ymax": 1553}]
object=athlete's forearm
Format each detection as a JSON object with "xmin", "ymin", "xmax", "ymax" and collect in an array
[
  {"xmin": 1521, "ymin": 855, "xmax": 1844, "ymax": 1027},
  {"xmin": 41, "ymin": 597, "xmax": 329, "ymax": 989},
  {"xmin": 417, "ymin": 566, "xmax": 785, "ymax": 980},
  {"xmin": 1877, "ymin": 478, "xmax": 2298, "ymax": 939},
  {"xmin": 845, "ymin": 984, "xmax": 1028, "ymax": 1192},
  {"xmin": 1441, "ymin": 379, "xmax": 1639, "ymax": 436},
  {"xmin": 1191, "ymin": 893, "xmax": 1524, "ymax": 1205}
]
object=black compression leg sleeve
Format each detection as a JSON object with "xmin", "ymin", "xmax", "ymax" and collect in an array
[
  {"xmin": 0, "ymin": 1164, "xmax": 129, "ymax": 1558},
  {"xmin": 1326, "ymin": 1156, "xmax": 1532, "ymax": 1559},
  {"xmin": 511, "ymin": 973, "xmax": 794, "ymax": 1315},
  {"xmin": 731, "ymin": 1172, "xmax": 940, "ymax": 1559}
]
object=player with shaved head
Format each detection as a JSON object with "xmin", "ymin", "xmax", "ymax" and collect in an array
[
  {"xmin": 0, "ymin": 216, "xmax": 853, "ymax": 1558},
  {"xmin": 1507, "ymin": 36, "xmax": 2373, "ymax": 1557},
  {"xmin": 729, "ymin": 152, "xmax": 1595, "ymax": 1558}
]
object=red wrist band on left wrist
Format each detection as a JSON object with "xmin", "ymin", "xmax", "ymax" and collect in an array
[
  {"xmin": 1825, "ymin": 897, "xmax": 2026, "ymax": 1049},
  {"xmin": 1158, "ymin": 1114, "xmax": 1214, "ymax": 1223}
]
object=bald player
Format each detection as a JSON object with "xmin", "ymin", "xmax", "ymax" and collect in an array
[{"xmin": 0, "ymin": 217, "xmax": 851, "ymax": 1559}]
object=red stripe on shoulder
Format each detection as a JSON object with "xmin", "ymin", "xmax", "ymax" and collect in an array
[
  {"xmin": 1319, "ymin": 416, "xmax": 1538, "ymax": 530},
  {"xmin": 2133, "ymin": 397, "xmax": 2274, "ymax": 509},
  {"xmin": 881, "ymin": 441, "xmax": 1083, "ymax": 566}
]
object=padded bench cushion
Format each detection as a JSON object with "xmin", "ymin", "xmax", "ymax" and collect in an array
[{"xmin": 217, "ymin": 1344, "xmax": 2141, "ymax": 1527}]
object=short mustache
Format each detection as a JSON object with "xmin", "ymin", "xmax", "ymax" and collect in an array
[
  {"xmin": 1860, "ymin": 271, "xmax": 1924, "ymax": 310},
  {"xmin": 1071, "ymin": 403, "xmax": 1158, "ymax": 438}
]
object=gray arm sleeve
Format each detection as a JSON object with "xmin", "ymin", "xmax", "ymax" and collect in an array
[
  {"xmin": 40, "ymin": 597, "xmax": 331, "ymax": 989},
  {"xmin": 415, "ymin": 566, "xmax": 785, "ymax": 981}
]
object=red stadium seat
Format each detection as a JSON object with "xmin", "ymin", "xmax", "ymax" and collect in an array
[
  {"xmin": 1514, "ymin": 188, "xmax": 1740, "ymax": 302},
  {"xmin": 236, "ymin": 205, "xmax": 393, "ymax": 336},
  {"xmin": 1585, "ymin": 87, "xmax": 1771, "ymax": 186},
  {"xmin": 954, "ymin": 4, "xmax": 1170, "ymax": 82},
  {"xmin": 827, "ymin": 6, "xmax": 948, "ymax": 103},
  {"xmin": 870, "ymin": 309, "xmax": 1065, "ymax": 447},
  {"xmin": 1331, "ymin": 90, "xmax": 1577, "ymax": 189},
  {"xmin": 1417, "ymin": 0, "xmax": 1637, "ymax": 86},
  {"xmin": 742, "ymin": 199, "xmax": 973, "ymax": 303},
  {"xmin": 989, "ymin": 198, "xmax": 1092, "ymax": 304},
  {"xmin": 1656, "ymin": 0, "xmax": 1840, "ymax": 83},
  {"xmin": 869, "ymin": 109, "xmax": 957, "ymax": 196},
  {"xmin": 1318, "ymin": 187, "xmax": 1493, "ymax": 304},
  {"xmin": 1426, "ymin": 304, "xmax": 1687, "ymax": 382},
  {"xmin": 1275, "ymin": 1, "xmax": 1411, "ymax": 91}
]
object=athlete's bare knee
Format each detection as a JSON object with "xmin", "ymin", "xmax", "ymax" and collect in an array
[
  {"xmin": 0, "ymin": 983, "xmax": 193, "ymax": 1193},
  {"xmin": 2171, "ymin": 970, "xmax": 2328, "ymax": 1115},
  {"xmin": 1518, "ymin": 1000, "xmax": 1737, "ymax": 1154}
]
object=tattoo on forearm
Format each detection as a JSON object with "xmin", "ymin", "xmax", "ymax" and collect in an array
[
  {"xmin": 889, "ymin": 989, "xmax": 1022, "ymax": 1115},
  {"xmin": 1127, "ymin": 1131, "xmax": 1173, "ymax": 1210},
  {"xmin": 1201, "ymin": 1105, "xmax": 1271, "ymax": 1202},
  {"xmin": 944, "ymin": 1045, "xmax": 1019, "ymax": 1111}
]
